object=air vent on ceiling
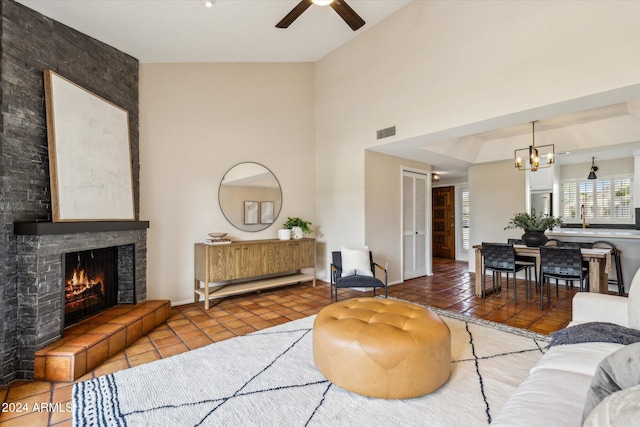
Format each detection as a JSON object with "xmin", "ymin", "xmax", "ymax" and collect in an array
[{"xmin": 376, "ymin": 126, "xmax": 396, "ymax": 140}]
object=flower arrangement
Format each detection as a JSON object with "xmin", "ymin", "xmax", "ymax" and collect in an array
[
  {"xmin": 504, "ymin": 212, "xmax": 563, "ymax": 232},
  {"xmin": 282, "ymin": 217, "xmax": 313, "ymax": 234}
]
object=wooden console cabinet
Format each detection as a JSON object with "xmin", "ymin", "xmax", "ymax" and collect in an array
[{"xmin": 194, "ymin": 238, "xmax": 316, "ymax": 309}]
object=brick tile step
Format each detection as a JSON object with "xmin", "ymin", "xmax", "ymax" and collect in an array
[{"xmin": 34, "ymin": 300, "xmax": 171, "ymax": 382}]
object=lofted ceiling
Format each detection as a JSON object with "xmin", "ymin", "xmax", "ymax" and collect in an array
[
  {"xmin": 16, "ymin": 0, "xmax": 411, "ymax": 63},
  {"xmin": 16, "ymin": 0, "xmax": 640, "ymax": 179}
]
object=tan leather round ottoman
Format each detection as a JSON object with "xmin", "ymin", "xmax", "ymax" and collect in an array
[{"xmin": 313, "ymin": 297, "xmax": 451, "ymax": 399}]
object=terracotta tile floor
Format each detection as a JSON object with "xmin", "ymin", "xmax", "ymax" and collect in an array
[{"xmin": 0, "ymin": 258, "xmax": 579, "ymax": 427}]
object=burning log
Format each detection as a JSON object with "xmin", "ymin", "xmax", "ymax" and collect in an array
[{"xmin": 65, "ymin": 268, "xmax": 104, "ymax": 303}]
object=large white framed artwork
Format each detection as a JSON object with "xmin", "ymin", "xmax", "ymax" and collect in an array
[{"xmin": 44, "ymin": 70, "xmax": 135, "ymax": 222}]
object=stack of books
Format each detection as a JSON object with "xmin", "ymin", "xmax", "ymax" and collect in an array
[{"xmin": 205, "ymin": 238, "xmax": 232, "ymax": 245}]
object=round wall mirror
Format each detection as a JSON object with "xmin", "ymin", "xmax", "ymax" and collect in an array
[{"xmin": 218, "ymin": 162, "xmax": 282, "ymax": 232}]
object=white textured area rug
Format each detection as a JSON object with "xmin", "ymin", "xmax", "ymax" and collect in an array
[{"xmin": 73, "ymin": 307, "xmax": 549, "ymax": 427}]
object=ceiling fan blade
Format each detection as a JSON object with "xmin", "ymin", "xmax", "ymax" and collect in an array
[
  {"xmin": 330, "ymin": 0, "xmax": 365, "ymax": 31},
  {"xmin": 276, "ymin": 0, "xmax": 314, "ymax": 28}
]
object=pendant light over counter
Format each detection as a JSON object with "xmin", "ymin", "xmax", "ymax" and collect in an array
[{"xmin": 588, "ymin": 157, "xmax": 598, "ymax": 180}]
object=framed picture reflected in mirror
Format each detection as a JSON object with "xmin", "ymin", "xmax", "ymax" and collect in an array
[
  {"xmin": 244, "ymin": 201, "xmax": 259, "ymax": 225},
  {"xmin": 261, "ymin": 201, "xmax": 274, "ymax": 224}
]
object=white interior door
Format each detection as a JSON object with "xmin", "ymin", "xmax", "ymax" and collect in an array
[{"xmin": 403, "ymin": 171, "xmax": 427, "ymax": 279}]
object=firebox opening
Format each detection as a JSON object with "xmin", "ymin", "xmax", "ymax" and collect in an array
[{"xmin": 63, "ymin": 247, "xmax": 118, "ymax": 328}]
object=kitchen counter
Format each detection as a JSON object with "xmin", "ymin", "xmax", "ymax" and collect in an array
[{"xmin": 547, "ymin": 228, "xmax": 640, "ymax": 240}]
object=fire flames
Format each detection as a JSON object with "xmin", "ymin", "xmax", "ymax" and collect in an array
[{"xmin": 65, "ymin": 268, "xmax": 104, "ymax": 302}]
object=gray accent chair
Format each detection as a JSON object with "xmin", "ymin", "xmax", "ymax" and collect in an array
[{"xmin": 330, "ymin": 251, "xmax": 387, "ymax": 302}]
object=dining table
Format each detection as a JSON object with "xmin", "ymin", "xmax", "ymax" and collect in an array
[{"xmin": 473, "ymin": 244, "xmax": 612, "ymax": 298}]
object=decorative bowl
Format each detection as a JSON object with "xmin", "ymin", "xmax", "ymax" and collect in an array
[{"xmin": 208, "ymin": 232, "xmax": 228, "ymax": 239}]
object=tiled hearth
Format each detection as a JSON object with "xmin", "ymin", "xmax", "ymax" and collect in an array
[{"xmin": 34, "ymin": 300, "xmax": 170, "ymax": 382}]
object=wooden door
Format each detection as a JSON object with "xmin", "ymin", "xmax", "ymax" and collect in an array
[
  {"xmin": 432, "ymin": 186, "xmax": 455, "ymax": 259},
  {"xmin": 292, "ymin": 239, "xmax": 315, "ymax": 269},
  {"xmin": 230, "ymin": 243, "xmax": 266, "ymax": 279},
  {"xmin": 268, "ymin": 241, "xmax": 294, "ymax": 273},
  {"xmin": 267, "ymin": 240, "xmax": 314, "ymax": 273},
  {"xmin": 229, "ymin": 245, "xmax": 250, "ymax": 279},
  {"xmin": 206, "ymin": 245, "xmax": 234, "ymax": 281}
]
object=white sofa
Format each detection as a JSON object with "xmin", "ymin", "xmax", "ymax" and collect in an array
[{"xmin": 492, "ymin": 268, "xmax": 640, "ymax": 427}]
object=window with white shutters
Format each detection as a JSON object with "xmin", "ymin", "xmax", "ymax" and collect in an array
[
  {"xmin": 461, "ymin": 189, "xmax": 470, "ymax": 250},
  {"xmin": 561, "ymin": 175, "xmax": 633, "ymax": 224}
]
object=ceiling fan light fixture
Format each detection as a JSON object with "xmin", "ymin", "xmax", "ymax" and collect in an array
[{"xmin": 276, "ymin": 0, "xmax": 364, "ymax": 31}]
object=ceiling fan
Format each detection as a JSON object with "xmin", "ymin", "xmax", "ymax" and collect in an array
[{"xmin": 276, "ymin": 0, "xmax": 366, "ymax": 31}]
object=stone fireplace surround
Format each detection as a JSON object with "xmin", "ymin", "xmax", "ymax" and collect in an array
[
  {"xmin": 13, "ymin": 221, "xmax": 148, "ymax": 379},
  {"xmin": 0, "ymin": 0, "xmax": 141, "ymax": 386}
]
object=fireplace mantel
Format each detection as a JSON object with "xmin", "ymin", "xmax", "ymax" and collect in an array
[{"xmin": 13, "ymin": 220, "xmax": 149, "ymax": 235}]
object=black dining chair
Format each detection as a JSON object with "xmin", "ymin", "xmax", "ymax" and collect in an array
[
  {"xmin": 508, "ymin": 238, "xmax": 538, "ymax": 293},
  {"xmin": 545, "ymin": 240, "xmax": 593, "ymax": 289},
  {"xmin": 482, "ymin": 242, "xmax": 534, "ymax": 304},
  {"xmin": 539, "ymin": 246, "xmax": 588, "ymax": 309},
  {"xmin": 330, "ymin": 251, "xmax": 388, "ymax": 302},
  {"xmin": 593, "ymin": 240, "xmax": 624, "ymax": 296}
]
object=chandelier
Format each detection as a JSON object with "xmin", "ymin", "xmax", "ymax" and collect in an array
[{"xmin": 514, "ymin": 121, "xmax": 555, "ymax": 172}]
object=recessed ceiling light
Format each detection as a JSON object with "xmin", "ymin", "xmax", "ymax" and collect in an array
[{"xmin": 203, "ymin": 0, "xmax": 214, "ymax": 8}]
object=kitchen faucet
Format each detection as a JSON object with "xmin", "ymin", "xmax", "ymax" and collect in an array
[{"xmin": 580, "ymin": 204, "xmax": 588, "ymax": 228}]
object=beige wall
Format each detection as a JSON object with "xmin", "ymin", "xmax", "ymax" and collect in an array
[
  {"xmin": 139, "ymin": 63, "xmax": 315, "ymax": 304},
  {"xmin": 364, "ymin": 150, "xmax": 431, "ymax": 284},
  {"xmin": 315, "ymin": 0, "xmax": 640, "ymax": 277},
  {"xmin": 559, "ymin": 158, "xmax": 635, "ymax": 180},
  {"xmin": 468, "ymin": 161, "xmax": 527, "ymax": 272}
]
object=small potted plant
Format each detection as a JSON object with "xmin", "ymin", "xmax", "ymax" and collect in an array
[
  {"xmin": 504, "ymin": 211, "xmax": 563, "ymax": 247},
  {"xmin": 282, "ymin": 217, "xmax": 313, "ymax": 240}
]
